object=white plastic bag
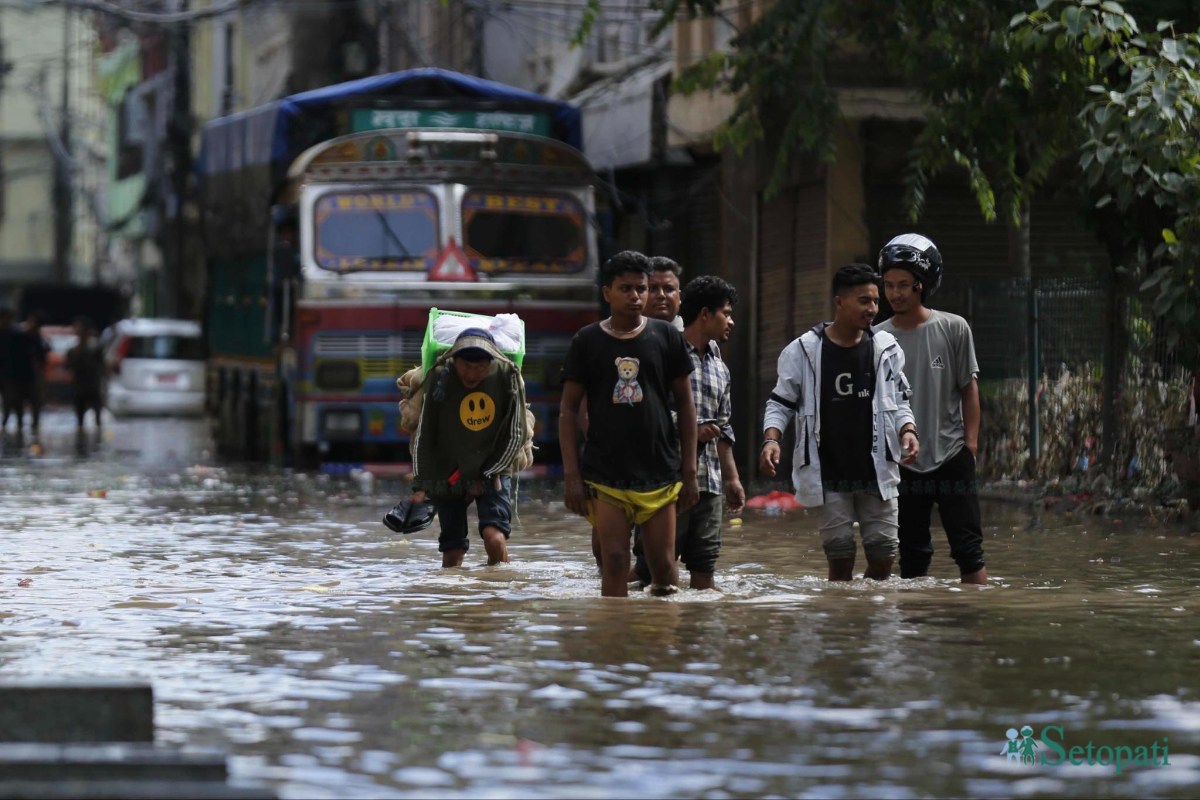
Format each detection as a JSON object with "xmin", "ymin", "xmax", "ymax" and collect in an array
[{"xmin": 432, "ymin": 312, "xmax": 523, "ymax": 353}]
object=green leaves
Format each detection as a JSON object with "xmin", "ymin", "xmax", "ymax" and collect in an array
[
  {"xmin": 1011, "ymin": 1, "xmax": 1200, "ymax": 369},
  {"xmin": 569, "ymin": 0, "xmax": 602, "ymax": 49},
  {"xmin": 644, "ymin": 0, "xmax": 1200, "ymax": 370},
  {"xmin": 1063, "ymin": 5, "xmax": 1086, "ymax": 35}
]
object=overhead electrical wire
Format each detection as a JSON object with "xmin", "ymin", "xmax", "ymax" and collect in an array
[{"xmin": 0, "ymin": 0, "xmax": 247, "ymax": 24}]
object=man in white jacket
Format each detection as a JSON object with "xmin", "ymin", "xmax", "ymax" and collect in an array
[{"xmin": 759, "ymin": 264, "xmax": 920, "ymax": 581}]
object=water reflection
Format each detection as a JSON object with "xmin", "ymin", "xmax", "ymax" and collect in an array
[{"xmin": 0, "ymin": 410, "xmax": 1197, "ymax": 797}]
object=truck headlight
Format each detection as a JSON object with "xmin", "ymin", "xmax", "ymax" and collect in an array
[
  {"xmin": 315, "ymin": 360, "xmax": 361, "ymax": 390},
  {"xmin": 321, "ymin": 409, "xmax": 362, "ymax": 439}
]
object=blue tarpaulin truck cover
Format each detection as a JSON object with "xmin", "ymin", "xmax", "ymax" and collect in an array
[
  {"xmin": 197, "ymin": 68, "xmax": 583, "ymax": 260},
  {"xmin": 197, "ymin": 68, "xmax": 582, "ymax": 178}
]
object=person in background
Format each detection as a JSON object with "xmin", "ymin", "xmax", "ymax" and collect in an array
[
  {"xmin": 633, "ymin": 274, "xmax": 745, "ymax": 590},
  {"xmin": 8, "ymin": 311, "xmax": 48, "ymax": 435},
  {"xmin": 875, "ymin": 233, "xmax": 988, "ymax": 584},
  {"xmin": 66, "ymin": 317, "xmax": 106, "ymax": 431},
  {"xmin": 410, "ymin": 328, "xmax": 526, "ymax": 568},
  {"xmin": 647, "ymin": 256, "xmax": 684, "ymax": 330},
  {"xmin": 0, "ymin": 307, "xmax": 16, "ymax": 432},
  {"xmin": 760, "ymin": 264, "xmax": 919, "ymax": 581},
  {"xmin": 560, "ymin": 250, "xmax": 699, "ymax": 597}
]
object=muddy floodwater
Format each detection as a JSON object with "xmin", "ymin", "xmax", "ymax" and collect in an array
[{"xmin": 2, "ymin": 414, "xmax": 1199, "ymax": 798}]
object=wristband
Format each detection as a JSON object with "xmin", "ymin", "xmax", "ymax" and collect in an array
[
  {"xmin": 761, "ymin": 439, "xmax": 781, "ymax": 450},
  {"xmin": 900, "ymin": 426, "xmax": 919, "ymax": 441}
]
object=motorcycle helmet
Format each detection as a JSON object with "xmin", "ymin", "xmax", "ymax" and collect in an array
[{"xmin": 877, "ymin": 233, "xmax": 943, "ymax": 298}]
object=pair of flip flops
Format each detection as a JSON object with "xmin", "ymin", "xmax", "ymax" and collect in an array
[{"xmin": 382, "ymin": 498, "xmax": 437, "ymax": 534}]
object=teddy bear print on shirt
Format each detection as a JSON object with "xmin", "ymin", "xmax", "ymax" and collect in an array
[{"xmin": 612, "ymin": 356, "xmax": 644, "ymax": 405}]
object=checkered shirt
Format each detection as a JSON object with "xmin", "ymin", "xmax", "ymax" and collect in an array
[{"xmin": 687, "ymin": 339, "xmax": 735, "ymax": 495}]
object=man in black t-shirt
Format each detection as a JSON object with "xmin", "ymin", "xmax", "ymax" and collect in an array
[
  {"xmin": 0, "ymin": 307, "xmax": 16, "ymax": 431},
  {"xmin": 8, "ymin": 312, "xmax": 48, "ymax": 434},
  {"xmin": 560, "ymin": 251, "xmax": 699, "ymax": 598},
  {"xmin": 66, "ymin": 317, "xmax": 106, "ymax": 430}
]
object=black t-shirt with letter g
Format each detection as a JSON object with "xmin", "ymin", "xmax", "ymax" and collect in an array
[
  {"xmin": 561, "ymin": 319, "xmax": 693, "ymax": 490},
  {"xmin": 818, "ymin": 333, "xmax": 877, "ymax": 493}
]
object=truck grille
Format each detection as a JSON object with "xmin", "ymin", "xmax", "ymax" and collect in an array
[
  {"xmin": 314, "ymin": 334, "xmax": 422, "ymax": 359},
  {"xmin": 314, "ymin": 335, "xmax": 422, "ymax": 379},
  {"xmin": 313, "ymin": 332, "xmax": 572, "ymax": 379}
]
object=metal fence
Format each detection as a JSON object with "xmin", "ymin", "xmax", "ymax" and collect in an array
[
  {"xmin": 933, "ymin": 276, "xmax": 1185, "ymax": 382},
  {"xmin": 923, "ymin": 276, "xmax": 1192, "ymax": 489}
]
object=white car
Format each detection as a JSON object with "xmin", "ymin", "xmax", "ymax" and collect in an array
[{"xmin": 105, "ymin": 318, "xmax": 206, "ymax": 416}]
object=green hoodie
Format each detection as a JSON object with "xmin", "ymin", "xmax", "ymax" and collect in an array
[{"xmin": 411, "ymin": 358, "xmax": 524, "ymax": 499}]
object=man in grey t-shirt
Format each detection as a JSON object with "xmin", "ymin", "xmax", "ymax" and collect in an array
[{"xmin": 875, "ymin": 234, "xmax": 987, "ymax": 585}]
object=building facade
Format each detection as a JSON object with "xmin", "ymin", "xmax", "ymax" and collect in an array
[
  {"xmin": 663, "ymin": 1, "xmax": 1111, "ymax": 469},
  {"xmin": 0, "ymin": 4, "xmax": 105, "ymax": 308}
]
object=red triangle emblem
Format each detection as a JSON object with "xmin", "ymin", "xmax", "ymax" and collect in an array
[{"xmin": 428, "ymin": 240, "xmax": 477, "ymax": 282}]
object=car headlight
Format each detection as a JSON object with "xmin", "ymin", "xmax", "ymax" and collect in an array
[{"xmin": 315, "ymin": 360, "xmax": 361, "ymax": 390}]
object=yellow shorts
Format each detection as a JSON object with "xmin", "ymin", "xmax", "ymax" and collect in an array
[{"xmin": 585, "ymin": 481, "xmax": 683, "ymax": 527}]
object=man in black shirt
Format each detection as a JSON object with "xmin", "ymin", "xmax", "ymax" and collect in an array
[
  {"xmin": 0, "ymin": 307, "xmax": 15, "ymax": 431},
  {"xmin": 8, "ymin": 312, "xmax": 48, "ymax": 435},
  {"xmin": 66, "ymin": 317, "xmax": 106, "ymax": 430},
  {"xmin": 760, "ymin": 264, "xmax": 920, "ymax": 581},
  {"xmin": 560, "ymin": 251, "xmax": 699, "ymax": 597}
]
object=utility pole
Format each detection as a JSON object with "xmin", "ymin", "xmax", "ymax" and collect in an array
[
  {"xmin": 472, "ymin": 1, "xmax": 484, "ymax": 77},
  {"xmin": 163, "ymin": 0, "xmax": 192, "ymax": 317},
  {"xmin": 375, "ymin": 0, "xmax": 389, "ymax": 73},
  {"xmin": 52, "ymin": 7, "xmax": 73, "ymax": 282},
  {"xmin": 0, "ymin": 13, "xmax": 9, "ymax": 228}
]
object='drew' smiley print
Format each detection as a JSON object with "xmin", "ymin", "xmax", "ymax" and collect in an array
[{"xmin": 459, "ymin": 391, "xmax": 495, "ymax": 431}]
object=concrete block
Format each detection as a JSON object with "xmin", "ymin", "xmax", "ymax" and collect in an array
[
  {"xmin": 0, "ymin": 779, "xmax": 276, "ymax": 799},
  {"xmin": 0, "ymin": 743, "xmax": 227, "ymax": 782},
  {"xmin": 0, "ymin": 681, "xmax": 154, "ymax": 743}
]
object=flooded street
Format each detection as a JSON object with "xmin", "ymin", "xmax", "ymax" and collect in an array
[{"xmin": 1, "ymin": 411, "xmax": 1199, "ymax": 798}]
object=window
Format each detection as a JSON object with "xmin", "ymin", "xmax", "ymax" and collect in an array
[
  {"xmin": 125, "ymin": 335, "xmax": 205, "ymax": 361},
  {"xmin": 313, "ymin": 190, "xmax": 440, "ymax": 272},
  {"xmin": 461, "ymin": 190, "xmax": 587, "ymax": 275}
]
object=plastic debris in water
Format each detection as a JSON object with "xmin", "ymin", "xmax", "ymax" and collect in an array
[
  {"xmin": 1126, "ymin": 456, "xmax": 1141, "ymax": 480},
  {"xmin": 744, "ymin": 490, "xmax": 803, "ymax": 511}
]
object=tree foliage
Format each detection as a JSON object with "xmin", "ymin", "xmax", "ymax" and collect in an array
[
  {"xmin": 1014, "ymin": 0, "xmax": 1200, "ymax": 372},
  {"xmin": 669, "ymin": 1, "xmax": 842, "ymax": 197},
  {"xmin": 668, "ymin": 0, "xmax": 1090, "ymax": 228},
  {"xmin": 661, "ymin": 0, "xmax": 1200, "ymax": 370}
]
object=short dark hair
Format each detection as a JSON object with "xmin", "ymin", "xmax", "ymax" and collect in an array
[
  {"xmin": 680, "ymin": 275, "xmax": 738, "ymax": 325},
  {"xmin": 601, "ymin": 250, "xmax": 652, "ymax": 286},
  {"xmin": 648, "ymin": 256, "xmax": 682, "ymax": 277},
  {"xmin": 832, "ymin": 263, "xmax": 880, "ymax": 296}
]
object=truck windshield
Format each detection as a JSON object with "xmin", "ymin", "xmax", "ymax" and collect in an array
[
  {"xmin": 462, "ymin": 190, "xmax": 587, "ymax": 275},
  {"xmin": 313, "ymin": 190, "xmax": 439, "ymax": 272}
]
